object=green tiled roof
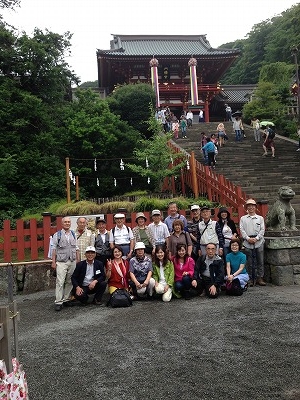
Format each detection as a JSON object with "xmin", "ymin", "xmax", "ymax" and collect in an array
[
  {"xmin": 97, "ymin": 35, "xmax": 240, "ymax": 57},
  {"xmin": 216, "ymin": 85, "xmax": 257, "ymax": 104}
]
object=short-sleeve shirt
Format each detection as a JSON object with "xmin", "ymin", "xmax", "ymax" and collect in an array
[
  {"xmin": 109, "ymin": 225, "xmax": 134, "ymax": 245},
  {"xmin": 226, "ymin": 251, "xmax": 247, "ymax": 275},
  {"xmin": 129, "ymin": 256, "xmax": 153, "ymax": 281}
]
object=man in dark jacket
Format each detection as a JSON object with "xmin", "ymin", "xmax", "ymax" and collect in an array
[
  {"xmin": 192, "ymin": 243, "xmax": 224, "ymax": 298},
  {"xmin": 71, "ymin": 246, "xmax": 107, "ymax": 305}
]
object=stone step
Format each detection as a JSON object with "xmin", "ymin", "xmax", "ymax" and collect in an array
[{"xmin": 176, "ymin": 122, "xmax": 300, "ymax": 222}]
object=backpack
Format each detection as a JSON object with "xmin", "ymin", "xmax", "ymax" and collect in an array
[
  {"xmin": 57, "ymin": 229, "xmax": 76, "ymax": 245},
  {"xmin": 107, "ymin": 289, "xmax": 133, "ymax": 308},
  {"xmin": 112, "ymin": 226, "xmax": 129, "ymax": 236},
  {"xmin": 268, "ymin": 128, "xmax": 275, "ymax": 139},
  {"xmin": 225, "ymin": 278, "xmax": 243, "ymax": 296}
]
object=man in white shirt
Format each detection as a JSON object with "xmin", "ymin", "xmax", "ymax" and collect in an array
[
  {"xmin": 148, "ymin": 209, "xmax": 170, "ymax": 248},
  {"xmin": 109, "ymin": 213, "xmax": 134, "ymax": 258},
  {"xmin": 186, "ymin": 110, "xmax": 193, "ymax": 127},
  {"xmin": 239, "ymin": 199, "xmax": 266, "ymax": 287}
]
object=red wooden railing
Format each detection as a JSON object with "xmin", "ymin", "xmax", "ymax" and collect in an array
[{"xmin": 166, "ymin": 141, "xmax": 268, "ymax": 219}]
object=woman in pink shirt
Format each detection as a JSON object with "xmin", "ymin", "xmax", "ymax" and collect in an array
[{"xmin": 172, "ymin": 243, "xmax": 195, "ymax": 299}]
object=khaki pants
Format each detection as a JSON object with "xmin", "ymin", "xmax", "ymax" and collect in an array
[
  {"xmin": 155, "ymin": 283, "xmax": 172, "ymax": 302},
  {"xmin": 55, "ymin": 260, "xmax": 76, "ymax": 304}
]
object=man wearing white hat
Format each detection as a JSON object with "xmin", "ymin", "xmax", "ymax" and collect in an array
[
  {"xmin": 129, "ymin": 242, "xmax": 155, "ymax": 299},
  {"xmin": 239, "ymin": 199, "xmax": 266, "ymax": 286},
  {"xmin": 148, "ymin": 209, "xmax": 170, "ymax": 248},
  {"xmin": 109, "ymin": 213, "xmax": 134, "ymax": 259},
  {"xmin": 71, "ymin": 246, "xmax": 107, "ymax": 305}
]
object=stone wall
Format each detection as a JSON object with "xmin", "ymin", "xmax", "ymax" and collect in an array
[
  {"xmin": 264, "ymin": 232, "xmax": 300, "ymax": 285},
  {"xmin": 0, "ymin": 262, "xmax": 55, "ymax": 297}
]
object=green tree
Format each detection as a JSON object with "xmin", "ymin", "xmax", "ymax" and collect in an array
[
  {"xmin": 242, "ymin": 81, "xmax": 282, "ymax": 122},
  {"xmin": 126, "ymin": 113, "xmax": 185, "ymax": 192},
  {"xmin": 222, "ymin": 3, "xmax": 300, "ymax": 84},
  {"xmin": 107, "ymin": 83, "xmax": 156, "ymax": 138},
  {"xmin": 0, "ymin": 22, "xmax": 79, "ymax": 216},
  {"xmin": 62, "ymin": 89, "xmax": 142, "ymax": 198}
]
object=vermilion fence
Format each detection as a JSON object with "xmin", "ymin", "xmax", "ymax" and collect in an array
[
  {"xmin": 166, "ymin": 142, "xmax": 268, "ymax": 218},
  {"xmin": 0, "ymin": 205, "xmax": 268, "ymax": 263}
]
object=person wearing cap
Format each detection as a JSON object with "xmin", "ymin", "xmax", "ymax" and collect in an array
[
  {"xmin": 164, "ymin": 202, "xmax": 187, "ymax": 233},
  {"xmin": 109, "ymin": 213, "xmax": 134, "ymax": 259},
  {"xmin": 239, "ymin": 199, "xmax": 266, "ymax": 286},
  {"xmin": 75, "ymin": 217, "xmax": 95, "ymax": 261},
  {"xmin": 148, "ymin": 210, "xmax": 170, "ymax": 248},
  {"xmin": 196, "ymin": 206, "xmax": 224, "ymax": 257},
  {"xmin": 187, "ymin": 205, "xmax": 201, "ymax": 262},
  {"xmin": 129, "ymin": 242, "xmax": 155, "ymax": 299},
  {"xmin": 71, "ymin": 246, "xmax": 107, "ymax": 305},
  {"xmin": 94, "ymin": 217, "xmax": 111, "ymax": 265},
  {"xmin": 217, "ymin": 207, "xmax": 238, "ymax": 260},
  {"xmin": 132, "ymin": 212, "xmax": 156, "ymax": 255}
]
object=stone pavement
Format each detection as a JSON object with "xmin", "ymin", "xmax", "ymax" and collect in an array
[{"xmin": 3, "ymin": 285, "xmax": 300, "ymax": 400}]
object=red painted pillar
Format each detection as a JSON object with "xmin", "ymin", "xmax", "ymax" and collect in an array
[{"xmin": 205, "ymin": 100, "xmax": 210, "ymax": 122}]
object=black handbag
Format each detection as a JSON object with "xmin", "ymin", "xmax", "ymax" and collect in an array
[{"xmin": 107, "ymin": 289, "xmax": 132, "ymax": 308}]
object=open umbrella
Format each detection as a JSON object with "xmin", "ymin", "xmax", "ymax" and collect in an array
[
  {"xmin": 232, "ymin": 110, "xmax": 242, "ymax": 117},
  {"xmin": 260, "ymin": 121, "xmax": 275, "ymax": 127}
]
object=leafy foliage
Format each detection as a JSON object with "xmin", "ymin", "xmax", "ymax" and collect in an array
[
  {"xmin": 62, "ymin": 89, "xmax": 142, "ymax": 198},
  {"xmin": 107, "ymin": 83, "xmax": 156, "ymax": 137},
  {"xmin": 222, "ymin": 4, "xmax": 300, "ymax": 84}
]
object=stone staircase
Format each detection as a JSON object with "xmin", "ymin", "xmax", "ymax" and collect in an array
[{"xmin": 175, "ymin": 121, "xmax": 300, "ymax": 221}]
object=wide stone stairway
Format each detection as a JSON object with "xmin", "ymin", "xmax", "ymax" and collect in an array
[{"xmin": 175, "ymin": 121, "xmax": 300, "ymax": 219}]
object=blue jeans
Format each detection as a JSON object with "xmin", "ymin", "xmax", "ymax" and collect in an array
[
  {"xmin": 235, "ymin": 130, "xmax": 241, "ymax": 141},
  {"xmin": 181, "ymin": 126, "xmax": 187, "ymax": 137},
  {"xmin": 175, "ymin": 275, "xmax": 192, "ymax": 297},
  {"xmin": 244, "ymin": 246, "xmax": 264, "ymax": 279}
]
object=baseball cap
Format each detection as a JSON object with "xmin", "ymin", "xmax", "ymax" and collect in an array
[
  {"xmin": 85, "ymin": 246, "xmax": 96, "ymax": 253},
  {"xmin": 151, "ymin": 209, "xmax": 161, "ymax": 216},
  {"xmin": 191, "ymin": 205, "xmax": 200, "ymax": 211}
]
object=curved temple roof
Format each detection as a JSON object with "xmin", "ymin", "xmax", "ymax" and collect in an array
[{"xmin": 97, "ymin": 34, "xmax": 240, "ymax": 57}]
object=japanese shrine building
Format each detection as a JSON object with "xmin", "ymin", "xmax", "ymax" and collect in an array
[{"xmin": 96, "ymin": 34, "xmax": 241, "ymax": 121}]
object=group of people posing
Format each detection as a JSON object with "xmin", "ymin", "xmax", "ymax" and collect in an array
[{"xmin": 51, "ymin": 199, "xmax": 266, "ymax": 311}]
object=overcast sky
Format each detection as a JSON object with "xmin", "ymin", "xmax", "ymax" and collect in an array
[{"xmin": 2, "ymin": 0, "xmax": 299, "ymax": 84}]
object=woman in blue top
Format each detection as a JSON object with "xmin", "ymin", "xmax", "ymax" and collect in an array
[
  {"xmin": 226, "ymin": 238, "xmax": 249, "ymax": 289},
  {"xmin": 202, "ymin": 138, "xmax": 216, "ymax": 168}
]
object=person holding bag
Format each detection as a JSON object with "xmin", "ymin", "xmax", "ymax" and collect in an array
[
  {"xmin": 106, "ymin": 245, "xmax": 130, "ymax": 294},
  {"xmin": 225, "ymin": 239, "xmax": 249, "ymax": 294}
]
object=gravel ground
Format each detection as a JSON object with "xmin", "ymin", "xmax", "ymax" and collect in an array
[{"xmin": 3, "ymin": 285, "xmax": 300, "ymax": 400}]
